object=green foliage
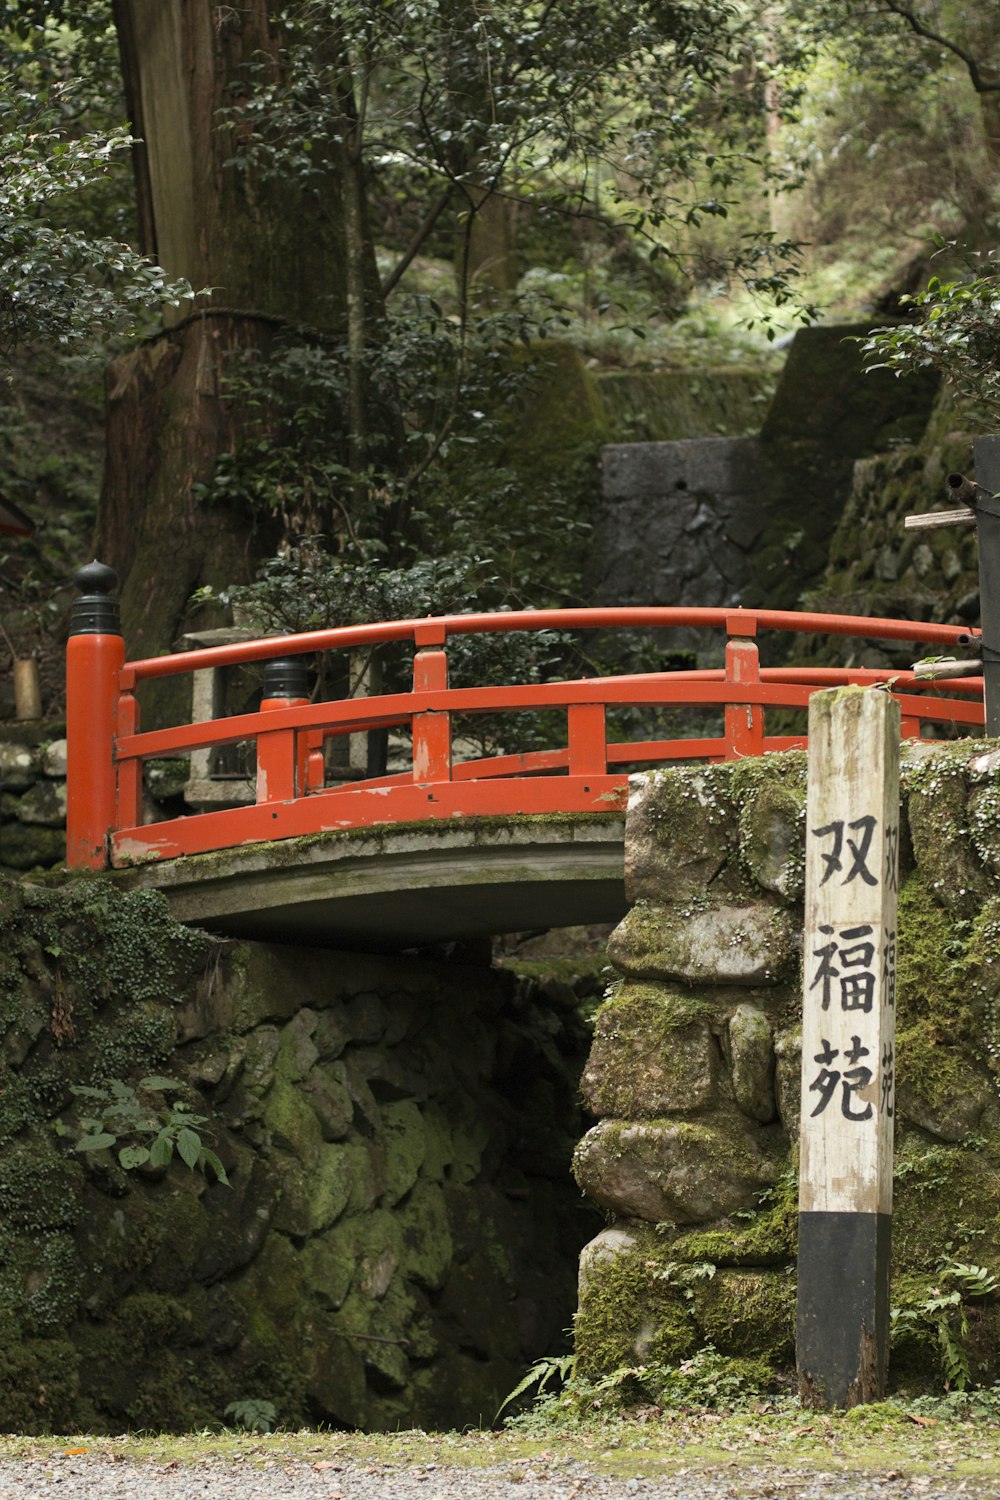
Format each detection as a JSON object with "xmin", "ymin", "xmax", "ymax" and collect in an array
[
  {"xmin": 195, "ymin": 543, "xmax": 575, "ymax": 753},
  {"xmin": 861, "ymin": 247, "xmax": 1000, "ymax": 420},
  {"xmin": 504, "ymin": 1343, "xmax": 773, "ymax": 1429},
  {"xmin": 651, "ymin": 1259, "xmax": 718, "ymax": 1299},
  {"xmin": 224, "ymin": 1397, "xmax": 278, "ymax": 1433},
  {"xmin": 892, "ymin": 1257, "xmax": 1000, "ymax": 1393},
  {"xmin": 66, "ymin": 1077, "xmax": 230, "ymax": 1185},
  {"xmin": 496, "ymin": 1352, "xmax": 575, "ymax": 1420},
  {"xmin": 0, "ymin": 80, "xmax": 191, "ymax": 356}
]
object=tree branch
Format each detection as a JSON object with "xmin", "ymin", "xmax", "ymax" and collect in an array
[
  {"xmin": 380, "ymin": 184, "xmax": 455, "ymax": 298},
  {"xmin": 881, "ymin": 0, "xmax": 1000, "ymax": 94}
]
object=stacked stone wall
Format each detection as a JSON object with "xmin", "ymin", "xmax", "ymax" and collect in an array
[
  {"xmin": 0, "ymin": 723, "xmax": 67, "ymax": 873},
  {"xmin": 572, "ymin": 743, "xmax": 1000, "ymax": 1394},
  {"xmin": 0, "ymin": 876, "xmax": 593, "ymax": 1433},
  {"xmin": 0, "ymin": 720, "xmax": 190, "ymax": 875}
]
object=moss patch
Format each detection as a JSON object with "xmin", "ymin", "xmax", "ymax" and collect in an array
[{"xmin": 574, "ymin": 1227, "xmax": 696, "ymax": 1376}]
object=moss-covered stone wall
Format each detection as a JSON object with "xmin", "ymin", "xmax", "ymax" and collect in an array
[
  {"xmin": 573, "ymin": 744, "xmax": 1000, "ymax": 1395},
  {"xmin": 1, "ymin": 720, "xmax": 189, "ymax": 877},
  {"xmin": 0, "ymin": 875, "xmax": 594, "ymax": 1433}
]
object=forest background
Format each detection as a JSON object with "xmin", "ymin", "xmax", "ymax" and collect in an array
[{"xmin": 2, "ymin": 0, "xmax": 999, "ymax": 719}]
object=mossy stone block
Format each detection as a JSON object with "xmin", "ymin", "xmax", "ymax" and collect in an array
[
  {"xmin": 608, "ymin": 899, "xmax": 800, "ymax": 986},
  {"xmin": 263, "ymin": 1074, "xmax": 322, "ymax": 1164},
  {"xmin": 193, "ymin": 1146, "xmax": 278, "ymax": 1282},
  {"xmin": 625, "ymin": 768, "xmax": 735, "ymax": 904},
  {"xmin": 0, "ymin": 742, "xmax": 38, "ymax": 790},
  {"xmin": 301, "ymin": 1063, "xmax": 354, "ymax": 1141},
  {"xmin": 574, "ymin": 1222, "xmax": 695, "ymax": 1377},
  {"xmin": 738, "ymin": 777, "xmax": 804, "ymax": 902},
  {"xmin": 380, "ymin": 1099, "xmax": 426, "ymax": 1206},
  {"xmin": 355, "ymin": 1212, "xmax": 403, "ymax": 1300},
  {"xmin": 906, "ymin": 759, "xmax": 989, "ymax": 917},
  {"xmin": 0, "ymin": 1338, "xmax": 80, "ymax": 1435},
  {"xmin": 276, "ymin": 1008, "xmax": 320, "ymax": 1083},
  {"xmin": 773, "ymin": 1025, "xmax": 802, "ymax": 1138},
  {"xmin": 728, "ymin": 1003, "xmax": 776, "ymax": 1123},
  {"xmin": 692, "ymin": 1267, "xmax": 795, "ymax": 1363},
  {"xmin": 398, "ymin": 1182, "xmax": 452, "ymax": 1292},
  {"xmin": 582, "ymin": 984, "xmax": 717, "ymax": 1118},
  {"xmin": 671, "ymin": 1160, "xmax": 797, "ymax": 1266},
  {"xmin": 15, "ymin": 780, "xmax": 66, "ymax": 828},
  {"xmin": 344, "ymin": 1140, "xmax": 384, "ymax": 1214},
  {"xmin": 967, "ymin": 778, "xmax": 1000, "ymax": 879},
  {"xmin": 0, "ymin": 823, "xmax": 65, "ymax": 870},
  {"xmin": 573, "ymin": 1113, "xmax": 783, "ymax": 1225},
  {"xmin": 227, "ymin": 946, "xmax": 326, "ymax": 1033},
  {"xmin": 302, "ymin": 1326, "xmax": 368, "ymax": 1428},
  {"xmin": 892, "ymin": 1139, "xmax": 1000, "ymax": 1284},
  {"xmin": 300, "ymin": 1224, "xmax": 356, "ymax": 1312},
  {"xmin": 306, "ymin": 1142, "xmax": 354, "ymax": 1233},
  {"xmin": 896, "ymin": 1030, "xmax": 992, "ymax": 1142},
  {"xmin": 237, "ymin": 1229, "xmax": 303, "ymax": 1328}
]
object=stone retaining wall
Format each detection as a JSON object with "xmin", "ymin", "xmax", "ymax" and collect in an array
[
  {"xmin": 0, "ymin": 876, "xmax": 594, "ymax": 1433},
  {"xmin": 572, "ymin": 743, "xmax": 1000, "ymax": 1393},
  {"xmin": 1, "ymin": 722, "xmax": 67, "ymax": 873},
  {"xmin": 0, "ymin": 721, "xmax": 191, "ymax": 875}
]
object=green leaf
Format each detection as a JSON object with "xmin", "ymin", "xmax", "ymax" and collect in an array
[
  {"xmin": 149, "ymin": 1131, "xmax": 174, "ymax": 1169},
  {"xmin": 139, "ymin": 1075, "xmax": 180, "ymax": 1092},
  {"xmin": 118, "ymin": 1145, "xmax": 151, "ymax": 1170},
  {"xmin": 177, "ymin": 1127, "xmax": 202, "ymax": 1169},
  {"xmin": 200, "ymin": 1149, "xmax": 230, "ymax": 1186},
  {"xmin": 75, "ymin": 1131, "xmax": 116, "ymax": 1152}
]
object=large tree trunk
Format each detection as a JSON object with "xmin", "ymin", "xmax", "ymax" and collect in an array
[{"xmin": 98, "ymin": 0, "xmax": 373, "ymax": 710}]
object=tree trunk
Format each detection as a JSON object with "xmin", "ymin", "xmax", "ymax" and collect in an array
[
  {"xmin": 98, "ymin": 0, "xmax": 374, "ymax": 706},
  {"xmin": 459, "ymin": 183, "xmax": 520, "ymax": 298},
  {"xmin": 99, "ymin": 314, "xmax": 283, "ymax": 723}
]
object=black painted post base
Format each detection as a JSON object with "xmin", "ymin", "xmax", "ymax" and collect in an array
[{"xmin": 797, "ymin": 1210, "xmax": 892, "ymax": 1408}]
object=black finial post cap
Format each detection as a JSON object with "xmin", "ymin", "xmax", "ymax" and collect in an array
[
  {"xmin": 262, "ymin": 656, "xmax": 311, "ymax": 700},
  {"xmin": 69, "ymin": 559, "xmax": 122, "ymax": 636}
]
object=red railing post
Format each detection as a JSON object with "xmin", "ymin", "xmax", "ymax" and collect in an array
[
  {"xmin": 66, "ymin": 561, "xmax": 125, "ymax": 869},
  {"xmin": 568, "ymin": 703, "xmax": 607, "ymax": 776},
  {"xmin": 115, "ymin": 685, "xmax": 142, "ymax": 831},
  {"xmin": 412, "ymin": 624, "xmax": 451, "ymax": 782},
  {"xmin": 303, "ymin": 730, "xmax": 326, "ymax": 792},
  {"xmin": 724, "ymin": 610, "xmax": 764, "ymax": 759},
  {"xmin": 257, "ymin": 657, "xmax": 310, "ymax": 804}
]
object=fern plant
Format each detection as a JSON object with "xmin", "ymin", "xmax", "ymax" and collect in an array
[
  {"xmin": 893, "ymin": 1258, "xmax": 1000, "ymax": 1391},
  {"xmin": 495, "ymin": 1353, "xmax": 575, "ymax": 1420}
]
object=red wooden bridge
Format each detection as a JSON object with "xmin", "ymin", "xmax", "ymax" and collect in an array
[{"xmin": 66, "ymin": 584, "xmax": 985, "ymax": 874}]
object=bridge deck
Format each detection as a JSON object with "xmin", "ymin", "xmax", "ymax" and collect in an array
[{"xmin": 117, "ymin": 813, "xmax": 626, "ymax": 950}]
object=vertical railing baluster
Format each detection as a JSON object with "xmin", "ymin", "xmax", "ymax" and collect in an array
[
  {"xmin": 303, "ymin": 730, "xmax": 326, "ymax": 791},
  {"xmin": 568, "ymin": 703, "xmax": 607, "ymax": 777},
  {"xmin": 115, "ymin": 688, "xmax": 143, "ymax": 830},
  {"xmin": 724, "ymin": 610, "xmax": 764, "ymax": 759},
  {"xmin": 411, "ymin": 624, "xmax": 451, "ymax": 783}
]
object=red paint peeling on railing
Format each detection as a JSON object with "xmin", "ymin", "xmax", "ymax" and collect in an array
[{"xmin": 65, "ymin": 607, "xmax": 986, "ymax": 870}]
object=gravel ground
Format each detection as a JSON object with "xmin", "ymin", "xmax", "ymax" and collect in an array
[{"xmin": 0, "ymin": 1457, "xmax": 998, "ymax": 1500}]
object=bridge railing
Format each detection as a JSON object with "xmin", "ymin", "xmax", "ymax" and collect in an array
[{"xmin": 66, "ymin": 602, "xmax": 985, "ymax": 869}]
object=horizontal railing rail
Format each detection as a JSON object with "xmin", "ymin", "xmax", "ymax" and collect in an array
[{"xmin": 65, "ymin": 600, "xmax": 985, "ymax": 869}]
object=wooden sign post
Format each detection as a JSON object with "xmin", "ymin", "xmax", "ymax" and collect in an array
[{"xmin": 797, "ymin": 685, "xmax": 900, "ymax": 1408}]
